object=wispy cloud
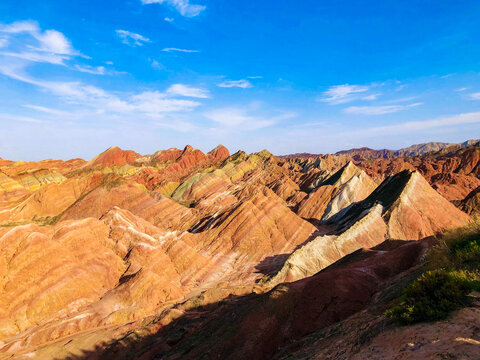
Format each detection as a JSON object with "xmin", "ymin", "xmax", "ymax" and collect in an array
[
  {"xmin": 362, "ymin": 94, "xmax": 380, "ymax": 101},
  {"xmin": 0, "ymin": 63, "xmax": 204, "ymax": 118},
  {"xmin": 74, "ymin": 64, "xmax": 106, "ymax": 75},
  {"xmin": 247, "ymin": 76, "xmax": 263, "ymax": 79},
  {"xmin": 217, "ymin": 79, "xmax": 253, "ymax": 88},
  {"xmin": 115, "ymin": 30, "xmax": 151, "ymax": 47},
  {"xmin": 455, "ymin": 87, "xmax": 467, "ymax": 92},
  {"xmin": 141, "ymin": 0, "xmax": 206, "ymax": 17},
  {"xmin": 320, "ymin": 84, "xmax": 370, "ymax": 104},
  {"xmin": 0, "ymin": 20, "xmax": 81, "ymax": 65},
  {"xmin": 348, "ymin": 112, "xmax": 480, "ymax": 136},
  {"xmin": 164, "ymin": 17, "xmax": 174, "ymax": 22},
  {"xmin": 0, "ymin": 37, "xmax": 9, "ymax": 48},
  {"xmin": 166, "ymin": 84, "xmax": 210, "ymax": 98},
  {"xmin": 0, "ymin": 113, "xmax": 43, "ymax": 123},
  {"xmin": 204, "ymin": 107, "xmax": 295, "ymax": 131},
  {"xmin": 470, "ymin": 92, "xmax": 480, "ymax": 100},
  {"xmin": 162, "ymin": 47, "xmax": 198, "ymax": 53},
  {"xmin": 0, "ymin": 20, "xmax": 118, "ymax": 77},
  {"xmin": 23, "ymin": 104, "xmax": 70, "ymax": 115},
  {"xmin": 150, "ymin": 59, "xmax": 165, "ymax": 70},
  {"xmin": 205, "ymin": 108, "xmax": 272, "ymax": 130},
  {"xmin": 0, "ymin": 20, "xmax": 77, "ymax": 55},
  {"xmin": 344, "ymin": 102, "xmax": 422, "ymax": 115},
  {"xmin": 23, "ymin": 104, "xmax": 75, "ymax": 116}
]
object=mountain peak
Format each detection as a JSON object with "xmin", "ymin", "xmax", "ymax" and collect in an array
[{"xmin": 85, "ymin": 146, "xmax": 141, "ymax": 168}]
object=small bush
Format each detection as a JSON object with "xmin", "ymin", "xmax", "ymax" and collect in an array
[
  {"xmin": 451, "ymin": 233, "xmax": 480, "ymax": 268},
  {"xmin": 386, "ymin": 270, "xmax": 475, "ymax": 325},
  {"xmin": 428, "ymin": 223, "xmax": 480, "ymax": 270}
]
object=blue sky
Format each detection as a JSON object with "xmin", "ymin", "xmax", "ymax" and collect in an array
[{"xmin": 1, "ymin": 0, "xmax": 480, "ymax": 160}]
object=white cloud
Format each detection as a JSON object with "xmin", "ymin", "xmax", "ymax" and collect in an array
[
  {"xmin": 0, "ymin": 63, "xmax": 204, "ymax": 118},
  {"xmin": 162, "ymin": 47, "xmax": 198, "ymax": 53},
  {"xmin": 0, "ymin": 20, "xmax": 39, "ymax": 34},
  {"xmin": 349, "ymin": 112, "xmax": 480, "ymax": 136},
  {"xmin": 23, "ymin": 104, "xmax": 74, "ymax": 116},
  {"xmin": 217, "ymin": 79, "xmax": 253, "ymax": 88},
  {"xmin": 74, "ymin": 64, "xmax": 106, "ymax": 75},
  {"xmin": 320, "ymin": 84, "xmax": 370, "ymax": 104},
  {"xmin": 0, "ymin": 38, "xmax": 8, "ymax": 48},
  {"xmin": 36, "ymin": 29, "xmax": 75, "ymax": 54},
  {"xmin": 0, "ymin": 20, "xmax": 81, "ymax": 65},
  {"xmin": 470, "ymin": 92, "xmax": 480, "ymax": 100},
  {"xmin": 166, "ymin": 84, "xmax": 210, "ymax": 98},
  {"xmin": 204, "ymin": 107, "xmax": 295, "ymax": 131},
  {"xmin": 164, "ymin": 17, "xmax": 174, "ymax": 22},
  {"xmin": 150, "ymin": 59, "xmax": 164, "ymax": 70},
  {"xmin": 0, "ymin": 50, "xmax": 67, "ymax": 64},
  {"xmin": 205, "ymin": 108, "xmax": 273, "ymax": 130},
  {"xmin": 141, "ymin": 0, "xmax": 205, "ymax": 17},
  {"xmin": 247, "ymin": 76, "xmax": 263, "ymax": 79},
  {"xmin": 115, "ymin": 30, "xmax": 151, "ymax": 46},
  {"xmin": 130, "ymin": 91, "xmax": 200, "ymax": 115},
  {"xmin": 0, "ymin": 113, "xmax": 43, "ymax": 123},
  {"xmin": 343, "ymin": 102, "xmax": 422, "ymax": 115},
  {"xmin": 362, "ymin": 94, "xmax": 380, "ymax": 101}
]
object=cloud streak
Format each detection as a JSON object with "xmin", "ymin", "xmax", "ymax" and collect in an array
[
  {"xmin": 344, "ymin": 102, "xmax": 422, "ymax": 115},
  {"xmin": 348, "ymin": 112, "xmax": 480, "ymax": 137},
  {"xmin": 217, "ymin": 79, "xmax": 253, "ymax": 88},
  {"xmin": 116, "ymin": 30, "xmax": 151, "ymax": 46},
  {"xmin": 0, "ymin": 20, "xmax": 81, "ymax": 65},
  {"xmin": 162, "ymin": 47, "xmax": 199, "ymax": 53},
  {"xmin": 0, "ymin": 62, "xmax": 205, "ymax": 119},
  {"xmin": 320, "ymin": 84, "xmax": 370, "ymax": 104},
  {"xmin": 204, "ymin": 107, "xmax": 295, "ymax": 131},
  {"xmin": 0, "ymin": 113, "xmax": 43, "ymax": 123},
  {"xmin": 141, "ymin": 0, "xmax": 205, "ymax": 17},
  {"xmin": 166, "ymin": 84, "xmax": 210, "ymax": 98}
]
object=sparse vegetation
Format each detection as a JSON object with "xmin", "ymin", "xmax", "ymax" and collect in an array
[{"xmin": 386, "ymin": 222, "xmax": 480, "ymax": 325}]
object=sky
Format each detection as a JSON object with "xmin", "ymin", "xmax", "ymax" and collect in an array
[{"xmin": 1, "ymin": 0, "xmax": 480, "ymax": 160}]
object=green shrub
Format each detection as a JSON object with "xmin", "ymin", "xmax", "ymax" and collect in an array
[
  {"xmin": 386, "ymin": 270, "xmax": 475, "ymax": 325},
  {"xmin": 427, "ymin": 223, "xmax": 480, "ymax": 270},
  {"xmin": 450, "ymin": 233, "xmax": 480, "ymax": 268}
]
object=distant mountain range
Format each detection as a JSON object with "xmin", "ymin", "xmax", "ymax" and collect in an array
[{"xmin": 280, "ymin": 138, "xmax": 480, "ymax": 159}]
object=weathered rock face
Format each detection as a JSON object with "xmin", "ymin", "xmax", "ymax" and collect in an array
[
  {"xmin": 207, "ymin": 144, "xmax": 230, "ymax": 163},
  {"xmin": 0, "ymin": 143, "xmax": 477, "ymax": 360},
  {"xmin": 61, "ymin": 238, "xmax": 430, "ymax": 360},
  {"xmin": 455, "ymin": 186, "xmax": 480, "ymax": 216},
  {"xmin": 61, "ymin": 183, "xmax": 199, "ymax": 232},
  {"xmin": 0, "ymin": 219, "xmax": 125, "ymax": 338},
  {"xmin": 2, "ymin": 175, "xmax": 101, "ymax": 224},
  {"xmin": 149, "ymin": 147, "xmax": 183, "ymax": 164},
  {"xmin": 269, "ymin": 204, "xmax": 387, "ymax": 285},
  {"xmin": 295, "ymin": 162, "xmax": 377, "ymax": 222},
  {"xmin": 84, "ymin": 146, "xmax": 141, "ymax": 168},
  {"xmin": 332, "ymin": 170, "xmax": 471, "ymax": 240},
  {"xmin": 269, "ymin": 170, "xmax": 471, "ymax": 286},
  {"xmin": 383, "ymin": 171, "xmax": 471, "ymax": 239},
  {"xmin": 296, "ymin": 185, "xmax": 339, "ymax": 221}
]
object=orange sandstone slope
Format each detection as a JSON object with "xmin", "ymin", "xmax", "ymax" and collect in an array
[
  {"xmin": 0, "ymin": 143, "xmax": 477, "ymax": 360},
  {"xmin": 268, "ymin": 169, "xmax": 471, "ymax": 286},
  {"xmin": 84, "ymin": 146, "xmax": 141, "ymax": 168}
]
